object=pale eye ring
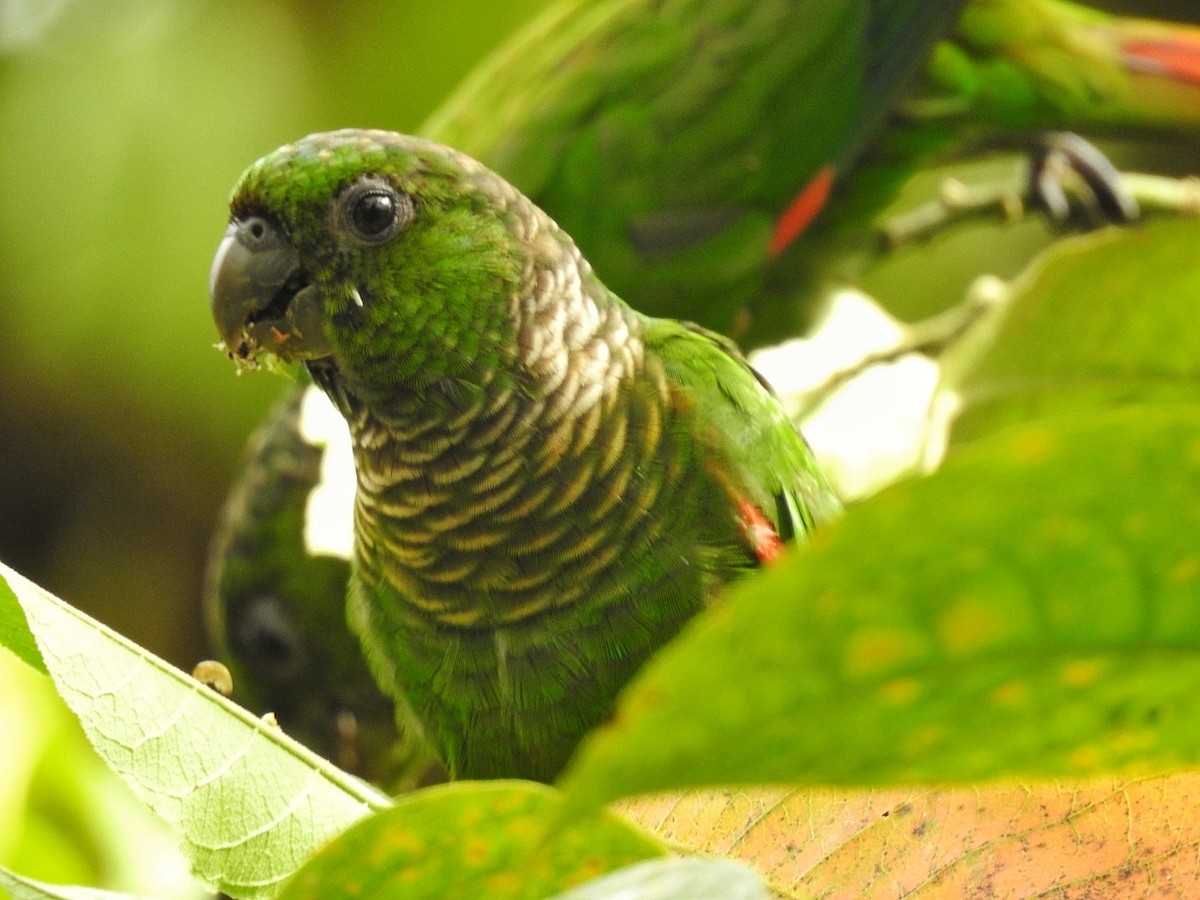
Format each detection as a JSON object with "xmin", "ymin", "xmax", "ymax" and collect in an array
[{"xmin": 340, "ymin": 178, "xmax": 414, "ymax": 244}]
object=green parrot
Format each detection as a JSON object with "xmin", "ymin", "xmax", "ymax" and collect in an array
[
  {"xmin": 422, "ymin": 0, "xmax": 971, "ymax": 333},
  {"xmin": 203, "ymin": 0, "xmax": 964, "ymax": 782},
  {"xmin": 427, "ymin": 0, "xmax": 1200, "ymax": 338},
  {"xmin": 204, "ymin": 0, "xmax": 1200, "ymax": 784},
  {"xmin": 927, "ymin": 0, "xmax": 1200, "ymax": 134},
  {"xmin": 208, "ymin": 129, "xmax": 841, "ymax": 781}
]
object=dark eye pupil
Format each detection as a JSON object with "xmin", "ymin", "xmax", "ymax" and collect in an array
[{"xmin": 352, "ymin": 191, "xmax": 396, "ymax": 236}]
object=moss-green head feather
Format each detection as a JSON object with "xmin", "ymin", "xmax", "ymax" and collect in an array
[{"xmin": 212, "ymin": 129, "xmax": 549, "ymax": 392}]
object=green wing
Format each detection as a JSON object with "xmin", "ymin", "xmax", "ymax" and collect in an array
[
  {"xmin": 430, "ymin": 0, "xmax": 968, "ymax": 331},
  {"xmin": 643, "ymin": 315, "xmax": 841, "ymax": 551}
]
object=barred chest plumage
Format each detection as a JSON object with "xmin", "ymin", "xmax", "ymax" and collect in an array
[{"xmin": 314, "ymin": 237, "xmax": 697, "ymax": 631}]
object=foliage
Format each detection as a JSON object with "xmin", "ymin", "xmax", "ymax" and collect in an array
[
  {"xmin": 5, "ymin": 215, "xmax": 1200, "ymax": 894},
  {"xmin": 4, "ymin": 0, "xmax": 1200, "ymax": 897}
]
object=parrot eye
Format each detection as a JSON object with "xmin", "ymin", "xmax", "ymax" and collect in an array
[
  {"xmin": 352, "ymin": 192, "xmax": 395, "ymax": 236},
  {"xmin": 341, "ymin": 179, "xmax": 413, "ymax": 245}
]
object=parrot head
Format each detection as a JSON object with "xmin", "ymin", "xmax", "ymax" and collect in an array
[{"xmin": 209, "ymin": 129, "xmax": 531, "ymax": 390}]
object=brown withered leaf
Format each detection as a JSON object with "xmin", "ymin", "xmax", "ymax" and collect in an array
[{"xmin": 618, "ymin": 774, "xmax": 1200, "ymax": 898}]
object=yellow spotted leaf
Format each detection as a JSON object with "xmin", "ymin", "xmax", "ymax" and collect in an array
[{"xmin": 278, "ymin": 781, "xmax": 666, "ymax": 899}]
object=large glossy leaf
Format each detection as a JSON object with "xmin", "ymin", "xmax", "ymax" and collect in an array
[
  {"xmin": 561, "ymin": 404, "xmax": 1200, "ymax": 808},
  {"xmin": 0, "ymin": 651, "xmax": 198, "ymax": 898},
  {"xmin": 0, "ymin": 576, "xmax": 45, "ymax": 675},
  {"xmin": 0, "ymin": 563, "xmax": 390, "ymax": 898}
]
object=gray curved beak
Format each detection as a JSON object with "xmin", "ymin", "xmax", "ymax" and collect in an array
[{"xmin": 209, "ymin": 216, "xmax": 329, "ymax": 364}]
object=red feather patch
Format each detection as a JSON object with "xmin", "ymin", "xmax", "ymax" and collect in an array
[
  {"xmin": 737, "ymin": 498, "xmax": 785, "ymax": 565},
  {"xmin": 1123, "ymin": 36, "xmax": 1200, "ymax": 87},
  {"xmin": 769, "ymin": 164, "xmax": 836, "ymax": 258}
]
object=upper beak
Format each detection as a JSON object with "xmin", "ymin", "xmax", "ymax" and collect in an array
[{"xmin": 209, "ymin": 216, "xmax": 329, "ymax": 364}]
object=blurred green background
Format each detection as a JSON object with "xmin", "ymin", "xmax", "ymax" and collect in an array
[
  {"xmin": 0, "ymin": 0, "xmax": 1196, "ymax": 671},
  {"xmin": 0, "ymin": 0, "xmax": 546, "ymax": 670}
]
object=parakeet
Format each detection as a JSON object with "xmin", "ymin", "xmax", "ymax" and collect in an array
[
  {"xmin": 209, "ymin": 129, "xmax": 840, "ymax": 781},
  {"xmin": 204, "ymin": 0, "xmax": 961, "ymax": 777},
  {"xmin": 424, "ymin": 0, "xmax": 971, "ymax": 334},
  {"xmin": 205, "ymin": 0, "xmax": 1200, "ymax": 784},
  {"xmin": 428, "ymin": 0, "xmax": 1200, "ymax": 338},
  {"xmin": 926, "ymin": 0, "xmax": 1200, "ymax": 134}
]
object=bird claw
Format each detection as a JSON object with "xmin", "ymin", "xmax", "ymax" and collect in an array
[{"xmin": 1027, "ymin": 132, "xmax": 1140, "ymax": 229}]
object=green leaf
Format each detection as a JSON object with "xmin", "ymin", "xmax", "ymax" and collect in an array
[
  {"xmin": 0, "ymin": 574, "xmax": 46, "ymax": 674},
  {"xmin": 559, "ymin": 405, "xmax": 1200, "ymax": 809},
  {"xmin": 950, "ymin": 219, "xmax": 1200, "ymax": 439},
  {"xmin": 0, "ymin": 562, "xmax": 390, "ymax": 899},
  {"xmin": 0, "ymin": 650, "xmax": 195, "ymax": 896},
  {"xmin": 278, "ymin": 781, "xmax": 665, "ymax": 899},
  {"xmin": 548, "ymin": 858, "xmax": 767, "ymax": 900},
  {"xmin": 0, "ymin": 866, "xmax": 151, "ymax": 900}
]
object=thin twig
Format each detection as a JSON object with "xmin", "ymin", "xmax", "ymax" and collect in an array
[{"xmin": 881, "ymin": 171, "xmax": 1200, "ymax": 250}]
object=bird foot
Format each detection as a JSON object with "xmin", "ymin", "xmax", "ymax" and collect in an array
[
  {"xmin": 879, "ymin": 135, "xmax": 1200, "ymax": 250},
  {"xmin": 1027, "ymin": 132, "xmax": 1138, "ymax": 229}
]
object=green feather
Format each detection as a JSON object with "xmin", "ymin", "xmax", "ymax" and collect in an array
[
  {"xmin": 211, "ymin": 130, "xmax": 839, "ymax": 780},
  {"xmin": 207, "ymin": 0, "xmax": 1200, "ymax": 785}
]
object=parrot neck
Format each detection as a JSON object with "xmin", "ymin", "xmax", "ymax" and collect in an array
[
  {"xmin": 311, "ymin": 238, "xmax": 681, "ymax": 630},
  {"xmin": 313, "ymin": 207, "xmax": 640, "ymax": 440}
]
